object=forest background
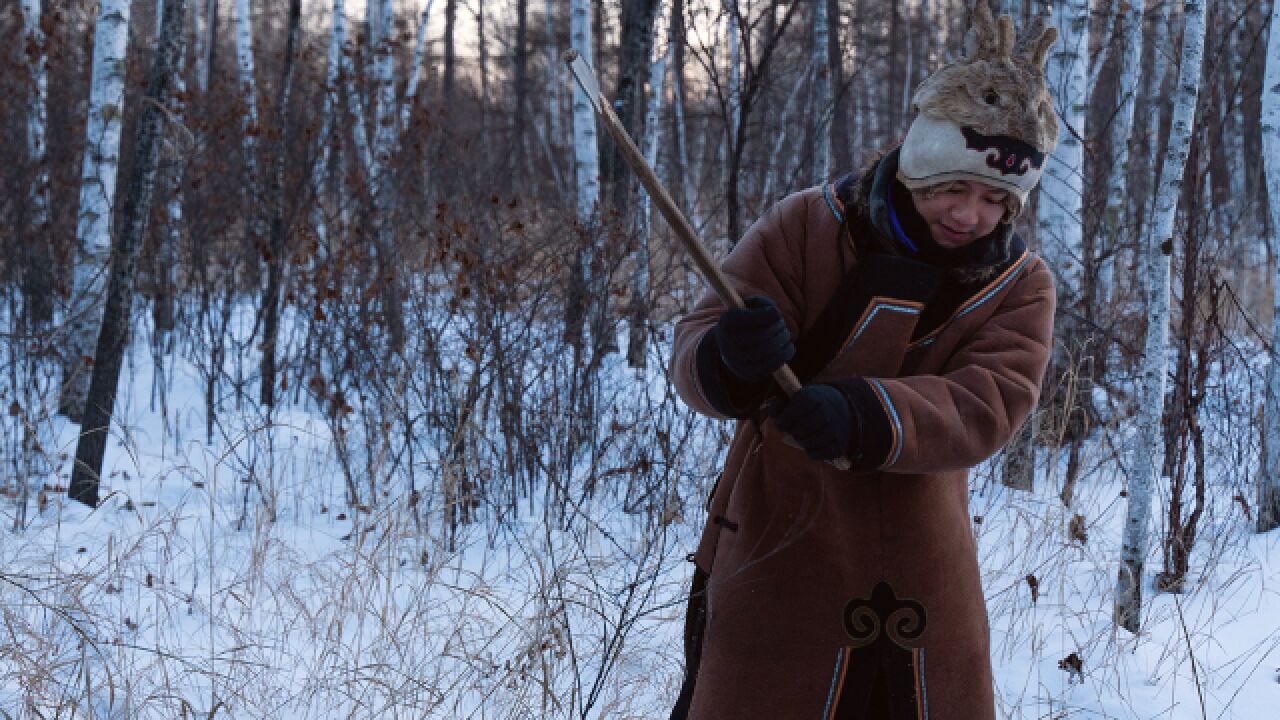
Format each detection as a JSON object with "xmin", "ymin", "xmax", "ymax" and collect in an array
[{"xmin": 2, "ymin": 0, "xmax": 1279, "ymax": 717}]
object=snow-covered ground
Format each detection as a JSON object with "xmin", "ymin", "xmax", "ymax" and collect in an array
[{"xmin": 2, "ymin": 318, "xmax": 1278, "ymax": 718}]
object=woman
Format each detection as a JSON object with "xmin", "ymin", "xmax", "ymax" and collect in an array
[{"xmin": 668, "ymin": 6, "xmax": 1059, "ymax": 719}]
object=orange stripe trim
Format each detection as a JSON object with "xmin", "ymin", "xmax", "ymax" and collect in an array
[
  {"xmin": 840, "ymin": 297, "xmax": 925, "ymax": 350},
  {"xmin": 907, "ymin": 249, "xmax": 1032, "ymax": 350}
]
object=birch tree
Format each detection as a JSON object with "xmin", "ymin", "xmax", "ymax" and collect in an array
[
  {"xmin": 1038, "ymin": 0, "xmax": 1088, "ymax": 301},
  {"xmin": 233, "ymin": 0, "xmax": 264, "ymax": 237},
  {"xmin": 61, "ymin": 0, "xmax": 132, "ymax": 420},
  {"xmin": 309, "ymin": 0, "xmax": 347, "ymax": 256},
  {"xmin": 401, "ymin": 0, "xmax": 436, "ymax": 133},
  {"xmin": 565, "ymin": 0, "xmax": 601, "ymax": 346},
  {"xmin": 196, "ymin": 0, "xmax": 216, "ymax": 94},
  {"xmin": 811, "ymin": 0, "xmax": 832, "ymax": 184},
  {"xmin": 1256, "ymin": 0, "xmax": 1280, "ymax": 534},
  {"xmin": 154, "ymin": 0, "xmax": 192, "ymax": 350},
  {"xmin": 70, "ymin": 0, "xmax": 188, "ymax": 507},
  {"xmin": 1114, "ymin": 0, "xmax": 1208, "ymax": 632},
  {"xmin": 371, "ymin": 0, "xmax": 406, "ymax": 352},
  {"xmin": 1095, "ymin": 0, "xmax": 1145, "ymax": 306},
  {"xmin": 21, "ymin": 0, "xmax": 52, "ymax": 327},
  {"xmin": 627, "ymin": 2, "xmax": 671, "ymax": 368},
  {"xmin": 258, "ymin": 0, "xmax": 303, "ymax": 407}
]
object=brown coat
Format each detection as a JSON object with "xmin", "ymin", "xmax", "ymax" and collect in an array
[{"xmin": 669, "ymin": 173, "xmax": 1055, "ymax": 719}]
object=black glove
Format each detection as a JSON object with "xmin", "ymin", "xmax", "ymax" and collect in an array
[
  {"xmin": 772, "ymin": 384, "xmax": 857, "ymax": 461},
  {"xmin": 714, "ymin": 296, "xmax": 795, "ymax": 383}
]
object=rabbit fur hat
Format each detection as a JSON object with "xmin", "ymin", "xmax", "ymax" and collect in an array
[{"xmin": 898, "ymin": 2, "xmax": 1059, "ymax": 208}]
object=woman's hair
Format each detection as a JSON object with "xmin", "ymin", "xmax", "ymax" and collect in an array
[{"xmin": 912, "ymin": 179, "xmax": 1023, "ymax": 223}]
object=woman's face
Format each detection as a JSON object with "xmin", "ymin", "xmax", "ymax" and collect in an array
[{"xmin": 910, "ymin": 180, "xmax": 1008, "ymax": 248}]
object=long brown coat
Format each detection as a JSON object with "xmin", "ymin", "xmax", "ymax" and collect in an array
[{"xmin": 669, "ymin": 169, "xmax": 1055, "ymax": 719}]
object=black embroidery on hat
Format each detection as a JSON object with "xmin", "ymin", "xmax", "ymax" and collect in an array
[{"xmin": 961, "ymin": 126, "xmax": 1046, "ymax": 176}]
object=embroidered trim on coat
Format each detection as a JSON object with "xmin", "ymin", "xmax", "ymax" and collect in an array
[
  {"xmin": 868, "ymin": 379, "xmax": 904, "ymax": 468},
  {"xmin": 908, "ymin": 251, "xmax": 1034, "ymax": 351},
  {"xmin": 823, "ymin": 183, "xmax": 846, "ymax": 225},
  {"xmin": 842, "ymin": 298, "xmax": 924, "ymax": 350},
  {"xmin": 823, "ymin": 582, "xmax": 930, "ymax": 719}
]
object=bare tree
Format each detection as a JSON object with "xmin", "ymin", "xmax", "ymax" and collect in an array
[
  {"xmin": 565, "ymin": 0, "xmax": 602, "ymax": 348},
  {"xmin": 1115, "ymin": 0, "xmax": 1208, "ymax": 633},
  {"xmin": 20, "ymin": 0, "xmax": 52, "ymax": 328},
  {"xmin": 70, "ymin": 0, "xmax": 188, "ymax": 506},
  {"xmin": 258, "ymin": 0, "xmax": 304, "ymax": 408},
  {"xmin": 60, "ymin": 0, "xmax": 133, "ymax": 420},
  {"xmin": 1257, "ymin": 0, "xmax": 1280, "ymax": 533}
]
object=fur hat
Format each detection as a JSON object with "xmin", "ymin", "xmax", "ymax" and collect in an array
[{"xmin": 898, "ymin": 2, "xmax": 1058, "ymax": 207}]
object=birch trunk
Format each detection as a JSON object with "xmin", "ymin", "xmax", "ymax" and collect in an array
[
  {"xmin": 627, "ymin": 4, "xmax": 670, "ymax": 369},
  {"xmin": 1256, "ymin": 0, "xmax": 1280, "ymax": 533},
  {"xmin": 310, "ymin": 0, "xmax": 347, "ymax": 257},
  {"xmin": 513, "ymin": 0, "xmax": 529, "ymax": 174},
  {"xmin": 826, "ymin": 0, "xmax": 851, "ymax": 174},
  {"xmin": 401, "ymin": 0, "xmax": 436, "ymax": 133},
  {"xmin": 196, "ymin": 0, "xmax": 215, "ymax": 94},
  {"xmin": 258, "ymin": 0, "xmax": 303, "ymax": 408},
  {"xmin": 566, "ymin": 0, "xmax": 602, "ymax": 346},
  {"xmin": 61, "ymin": 0, "xmax": 132, "ymax": 420},
  {"xmin": 69, "ymin": 0, "xmax": 188, "ymax": 507},
  {"xmin": 1096, "ymin": 0, "xmax": 1144, "ymax": 306},
  {"xmin": 723, "ymin": 0, "xmax": 743, "ymax": 245},
  {"xmin": 155, "ymin": 0, "xmax": 191, "ymax": 347},
  {"xmin": 1133, "ymin": 2, "xmax": 1170, "ymax": 256},
  {"xmin": 811, "ymin": 0, "xmax": 831, "ymax": 184},
  {"xmin": 233, "ymin": 0, "xmax": 264, "ymax": 238},
  {"xmin": 1038, "ymin": 0, "xmax": 1088, "ymax": 304},
  {"xmin": 21, "ymin": 0, "xmax": 53, "ymax": 328},
  {"xmin": 371, "ymin": 0, "xmax": 405, "ymax": 352},
  {"xmin": 670, "ymin": 0, "xmax": 692, "ymax": 213},
  {"xmin": 545, "ymin": 0, "xmax": 563, "ymax": 148},
  {"xmin": 339, "ymin": 9, "xmax": 375, "ymax": 180},
  {"xmin": 1114, "ymin": 0, "xmax": 1207, "ymax": 632}
]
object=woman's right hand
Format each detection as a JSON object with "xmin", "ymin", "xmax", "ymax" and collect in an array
[{"xmin": 713, "ymin": 296, "xmax": 795, "ymax": 383}]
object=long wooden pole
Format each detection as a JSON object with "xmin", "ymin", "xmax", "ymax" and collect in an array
[
  {"xmin": 565, "ymin": 50, "xmax": 851, "ymax": 471},
  {"xmin": 563, "ymin": 49, "xmax": 802, "ymax": 397}
]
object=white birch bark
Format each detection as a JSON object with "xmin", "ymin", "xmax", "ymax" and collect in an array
[
  {"xmin": 196, "ymin": 0, "xmax": 215, "ymax": 94},
  {"xmin": 570, "ymin": 0, "xmax": 600, "ymax": 219},
  {"xmin": 1096, "ymin": 0, "xmax": 1145, "ymax": 305},
  {"xmin": 1138, "ymin": 2, "xmax": 1170, "ymax": 242},
  {"xmin": 724, "ymin": 0, "xmax": 741, "ymax": 150},
  {"xmin": 22, "ymin": 0, "xmax": 49, "ymax": 235},
  {"xmin": 158, "ymin": 0, "xmax": 190, "ymax": 347},
  {"xmin": 234, "ymin": 0, "xmax": 263, "ymax": 206},
  {"xmin": 1037, "ymin": 0, "xmax": 1088, "ymax": 303},
  {"xmin": 340, "ymin": 2, "xmax": 376, "ymax": 182},
  {"xmin": 1114, "ymin": 0, "xmax": 1208, "ymax": 631},
  {"xmin": 628, "ymin": 5, "xmax": 670, "ymax": 368},
  {"xmin": 812, "ymin": 0, "xmax": 831, "ymax": 184},
  {"xmin": 546, "ymin": 0, "xmax": 563, "ymax": 146},
  {"xmin": 310, "ymin": 0, "xmax": 347, "ymax": 256},
  {"xmin": 373, "ymin": 0, "xmax": 396, "ymax": 169},
  {"xmin": 400, "ymin": 0, "xmax": 435, "ymax": 132},
  {"xmin": 1256, "ymin": 0, "xmax": 1280, "ymax": 533},
  {"xmin": 62, "ymin": 0, "xmax": 132, "ymax": 418}
]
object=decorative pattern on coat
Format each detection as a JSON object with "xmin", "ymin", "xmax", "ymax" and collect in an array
[{"xmin": 824, "ymin": 581, "xmax": 929, "ymax": 720}]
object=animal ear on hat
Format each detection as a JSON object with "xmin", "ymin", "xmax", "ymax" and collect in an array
[
  {"xmin": 1016, "ymin": 14, "xmax": 1058, "ymax": 71},
  {"xmin": 964, "ymin": 2, "xmax": 1021, "ymax": 62},
  {"xmin": 962, "ymin": 1, "xmax": 1000, "ymax": 60}
]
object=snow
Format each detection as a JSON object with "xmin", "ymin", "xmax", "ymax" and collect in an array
[{"xmin": 2, "ymin": 314, "xmax": 1278, "ymax": 718}]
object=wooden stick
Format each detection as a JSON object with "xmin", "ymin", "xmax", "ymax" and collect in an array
[
  {"xmin": 563, "ymin": 49, "xmax": 802, "ymax": 397},
  {"xmin": 565, "ymin": 50, "xmax": 852, "ymax": 471}
]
